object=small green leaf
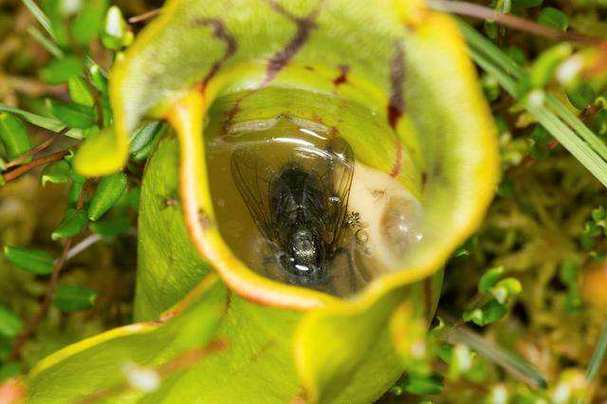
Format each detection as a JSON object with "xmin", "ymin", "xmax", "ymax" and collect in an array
[
  {"xmin": 0, "ymin": 362, "xmax": 22, "ymax": 382},
  {"xmin": 54, "ymin": 285, "xmax": 98, "ymax": 312},
  {"xmin": 537, "ymin": 7, "xmax": 569, "ymax": 31},
  {"xmin": 447, "ymin": 344, "xmax": 475, "ymax": 381},
  {"xmin": 68, "ymin": 171, "xmax": 86, "ymax": 204},
  {"xmin": 89, "ymin": 64, "xmax": 108, "ymax": 93},
  {"xmin": 101, "ymin": 6, "xmax": 133, "ymax": 50},
  {"xmin": 592, "ymin": 206, "xmax": 606, "ymax": 222},
  {"xmin": 0, "ymin": 306, "xmax": 23, "ymax": 338},
  {"xmin": 592, "ymin": 109, "xmax": 607, "ymax": 139},
  {"xmin": 41, "ymin": 0, "xmax": 70, "ymax": 47},
  {"xmin": 68, "ymin": 77, "xmax": 95, "ymax": 107},
  {"xmin": 463, "ymin": 300, "xmax": 508, "ymax": 327},
  {"xmin": 490, "ymin": 278, "xmax": 522, "ymax": 304},
  {"xmin": 3, "ymin": 246, "xmax": 54, "ymax": 275},
  {"xmin": 89, "ymin": 216, "xmax": 130, "ymax": 237},
  {"xmin": 0, "ymin": 104, "xmax": 65, "ymax": 133},
  {"xmin": 559, "ymin": 260, "xmax": 579, "ymax": 286},
  {"xmin": 40, "ymin": 56, "xmax": 83, "ymax": 85},
  {"xmin": 529, "ymin": 43, "xmax": 572, "ymax": 89},
  {"xmin": 402, "ymin": 374, "xmax": 444, "ymax": 395},
  {"xmin": 51, "ymin": 101, "xmax": 96, "ymax": 129},
  {"xmin": 129, "ymin": 122, "xmax": 164, "ymax": 155},
  {"xmin": 479, "ymin": 266, "xmax": 505, "ymax": 294},
  {"xmin": 88, "ymin": 172, "xmax": 128, "ymax": 221},
  {"xmin": 0, "ymin": 113, "xmax": 32, "ymax": 161},
  {"xmin": 71, "ymin": 0, "xmax": 108, "ymax": 45},
  {"xmin": 52, "ymin": 209, "xmax": 88, "ymax": 240},
  {"xmin": 530, "ymin": 125, "xmax": 552, "ymax": 160},
  {"xmin": 567, "ymin": 83, "xmax": 596, "ymax": 111},
  {"xmin": 481, "ymin": 74, "xmax": 500, "ymax": 102},
  {"xmin": 41, "ymin": 160, "xmax": 71, "ymax": 186}
]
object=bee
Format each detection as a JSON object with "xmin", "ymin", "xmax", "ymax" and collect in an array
[{"xmin": 231, "ymin": 138, "xmax": 356, "ymax": 288}]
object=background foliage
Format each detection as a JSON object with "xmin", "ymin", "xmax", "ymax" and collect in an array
[{"xmin": 1, "ymin": 0, "xmax": 607, "ymax": 402}]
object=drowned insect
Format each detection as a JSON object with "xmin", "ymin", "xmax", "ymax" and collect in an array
[{"xmin": 231, "ymin": 138, "xmax": 358, "ymax": 288}]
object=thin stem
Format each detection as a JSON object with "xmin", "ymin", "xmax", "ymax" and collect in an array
[
  {"xmin": 128, "ymin": 9, "xmax": 161, "ymax": 24},
  {"xmin": 428, "ymin": 0, "xmax": 602, "ymax": 46},
  {"xmin": 442, "ymin": 321, "xmax": 548, "ymax": 389},
  {"xmin": 3, "ymin": 150, "xmax": 68, "ymax": 183},
  {"xmin": 586, "ymin": 321, "xmax": 607, "ymax": 383},
  {"xmin": 65, "ymin": 234, "xmax": 104, "ymax": 262},
  {"xmin": 9, "ymin": 186, "xmax": 87, "ymax": 360},
  {"xmin": 5, "ymin": 136, "xmax": 56, "ymax": 169},
  {"xmin": 10, "ymin": 239, "xmax": 73, "ymax": 360}
]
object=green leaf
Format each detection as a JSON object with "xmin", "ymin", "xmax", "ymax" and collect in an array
[
  {"xmin": 89, "ymin": 64, "xmax": 108, "ymax": 93},
  {"xmin": 68, "ymin": 77, "xmax": 95, "ymax": 107},
  {"xmin": 40, "ymin": 56, "xmax": 83, "ymax": 85},
  {"xmin": 28, "ymin": 277, "xmax": 227, "ymax": 402},
  {"xmin": 567, "ymin": 83, "xmax": 596, "ymax": 111},
  {"xmin": 89, "ymin": 216, "xmax": 130, "ymax": 237},
  {"xmin": 0, "ymin": 104, "xmax": 65, "ymax": 133},
  {"xmin": 447, "ymin": 344, "xmax": 475, "ymax": 381},
  {"xmin": 41, "ymin": 160, "xmax": 71, "ymax": 186},
  {"xmin": 0, "ymin": 306, "xmax": 23, "ymax": 339},
  {"xmin": 530, "ymin": 125, "xmax": 552, "ymax": 160},
  {"xmin": 559, "ymin": 260, "xmax": 579, "ymax": 286},
  {"xmin": 479, "ymin": 266, "xmax": 505, "ymax": 293},
  {"xmin": 41, "ymin": 0, "xmax": 70, "ymax": 47},
  {"xmin": 71, "ymin": 0, "xmax": 108, "ymax": 45},
  {"xmin": 88, "ymin": 172, "xmax": 128, "ymax": 221},
  {"xmin": 490, "ymin": 278, "xmax": 522, "ymax": 304},
  {"xmin": 0, "ymin": 113, "xmax": 32, "ymax": 161},
  {"xmin": 129, "ymin": 122, "xmax": 164, "ymax": 155},
  {"xmin": 54, "ymin": 285, "xmax": 98, "ymax": 312},
  {"xmin": 51, "ymin": 101, "xmax": 96, "ymax": 129},
  {"xmin": 0, "ymin": 362, "xmax": 22, "ymax": 382},
  {"xmin": 101, "ymin": 6, "xmax": 132, "ymax": 50},
  {"xmin": 68, "ymin": 171, "xmax": 86, "ymax": 204},
  {"xmin": 463, "ymin": 300, "xmax": 508, "ymax": 327},
  {"xmin": 402, "ymin": 374, "xmax": 444, "ymax": 395},
  {"xmin": 537, "ymin": 7, "xmax": 569, "ymax": 31},
  {"xmin": 3, "ymin": 246, "xmax": 54, "ymax": 275},
  {"xmin": 52, "ymin": 209, "xmax": 88, "ymax": 240},
  {"xmin": 528, "ymin": 43, "xmax": 572, "ymax": 89}
]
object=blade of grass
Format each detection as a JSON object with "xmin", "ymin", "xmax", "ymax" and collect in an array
[
  {"xmin": 20, "ymin": 0, "xmax": 55, "ymax": 42},
  {"xmin": 27, "ymin": 27, "xmax": 64, "ymax": 58},
  {"xmin": 586, "ymin": 322, "xmax": 607, "ymax": 383},
  {"xmin": 469, "ymin": 46, "xmax": 607, "ymax": 187},
  {"xmin": 461, "ymin": 22, "xmax": 607, "ymax": 164},
  {"xmin": 442, "ymin": 321, "xmax": 548, "ymax": 389},
  {"xmin": 460, "ymin": 21, "xmax": 607, "ymax": 188},
  {"xmin": 545, "ymin": 96, "xmax": 607, "ymax": 160}
]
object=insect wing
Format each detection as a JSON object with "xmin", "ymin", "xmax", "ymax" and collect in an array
[
  {"xmin": 326, "ymin": 140, "xmax": 355, "ymax": 249},
  {"xmin": 231, "ymin": 147, "xmax": 275, "ymax": 242}
]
